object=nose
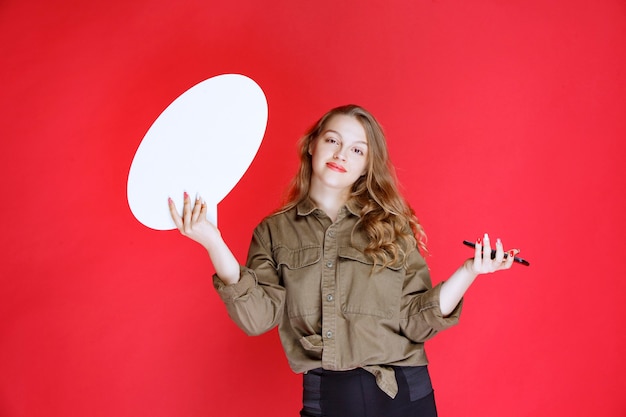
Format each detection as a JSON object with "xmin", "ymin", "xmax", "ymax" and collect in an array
[{"xmin": 333, "ymin": 148, "xmax": 347, "ymax": 161}]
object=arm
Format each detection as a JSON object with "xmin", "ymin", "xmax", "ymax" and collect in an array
[
  {"xmin": 399, "ymin": 249, "xmax": 462, "ymax": 342},
  {"xmin": 214, "ymin": 221, "xmax": 286, "ymax": 335},
  {"xmin": 168, "ymin": 193, "xmax": 285, "ymax": 335},
  {"xmin": 168, "ymin": 192, "xmax": 240, "ymax": 284},
  {"xmin": 439, "ymin": 233, "xmax": 518, "ymax": 316}
]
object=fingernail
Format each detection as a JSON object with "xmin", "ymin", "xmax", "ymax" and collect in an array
[
  {"xmin": 477, "ymin": 237, "xmax": 482, "ymax": 244},
  {"xmin": 184, "ymin": 191, "xmax": 189, "ymax": 199},
  {"xmin": 496, "ymin": 238, "xmax": 502, "ymax": 246},
  {"xmin": 484, "ymin": 233, "xmax": 489, "ymax": 241},
  {"xmin": 168, "ymin": 197, "xmax": 173, "ymax": 204}
]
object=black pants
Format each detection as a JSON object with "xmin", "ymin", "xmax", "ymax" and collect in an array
[{"xmin": 300, "ymin": 367, "xmax": 438, "ymax": 417}]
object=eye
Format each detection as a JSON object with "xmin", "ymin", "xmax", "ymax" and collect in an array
[
  {"xmin": 325, "ymin": 137, "xmax": 339, "ymax": 145},
  {"xmin": 352, "ymin": 147, "xmax": 364, "ymax": 156}
]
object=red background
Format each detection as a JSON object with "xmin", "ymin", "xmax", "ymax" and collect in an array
[{"xmin": 2, "ymin": 1, "xmax": 625, "ymax": 416}]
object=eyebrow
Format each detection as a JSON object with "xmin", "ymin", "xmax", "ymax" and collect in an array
[{"xmin": 323, "ymin": 129, "xmax": 368, "ymax": 146}]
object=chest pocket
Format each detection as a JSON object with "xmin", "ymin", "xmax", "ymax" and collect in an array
[
  {"xmin": 337, "ymin": 246, "xmax": 403, "ymax": 319},
  {"xmin": 273, "ymin": 245, "xmax": 322, "ymax": 321}
]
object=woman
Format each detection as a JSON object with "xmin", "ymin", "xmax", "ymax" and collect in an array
[{"xmin": 168, "ymin": 104, "xmax": 518, "ymax": 416}]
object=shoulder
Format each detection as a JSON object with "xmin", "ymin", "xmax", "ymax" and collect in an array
[
  {"xmin": 253, "ymin": 206, "xmax": 304, "ymax": 242},
  {"xmin": 252, "ymin": 205, "xmax": 327, "ymax": 254},
  {"xmin": 257, "ymin": 206, "xmax": 299, "ymax": 229}
]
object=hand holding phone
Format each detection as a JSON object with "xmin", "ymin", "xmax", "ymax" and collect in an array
[{"xmin": 462, "ymin": 240, "xmax": 530, "ymax": 266}]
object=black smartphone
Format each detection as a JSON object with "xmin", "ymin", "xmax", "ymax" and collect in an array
[{"xmin": 462, "ymin": 240, "xmax": 530, "ymax": 266}]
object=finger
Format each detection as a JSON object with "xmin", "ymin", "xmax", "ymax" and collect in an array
[
  {"xmin": 191, "ymin": 194, "xmax": 202, "ymax": 222},
  {"xmin": 494, "ymin": 238, "xmax": 505, "ymax": 263},
  {"xmin": 504, "ymin": 249, "xmax": 518, "ymax": 269},
  {"xmin": 482, "ymin": 233, "xmax": 491, "ymax": 267},
  {"xmin": 200, "ymin": 198, "xmax": 208, "ymax": 220},
  {"xmin": 473, "ymin": 236, "xmax": 482, "ymax": 271},
  {"xmin": 168, "ymin": 197, "xmax": 184, "ymax": 230},
  {"xmin": 182, "ymin": 192, "xmax": 192, "ymax": 231}
]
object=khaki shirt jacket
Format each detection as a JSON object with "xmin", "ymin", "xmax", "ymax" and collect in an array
[{"xmin": 213, "ymin": 198, "xmax": 462, "ymax": 397}]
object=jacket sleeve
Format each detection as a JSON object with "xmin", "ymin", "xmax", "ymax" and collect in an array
[
  {"xmin": 399, "ymin": 249, "xmax": 463, "ymax": 342},
  {"xmin": 212, "ymin": 221, "xmax": 285, "ymax": 336}
]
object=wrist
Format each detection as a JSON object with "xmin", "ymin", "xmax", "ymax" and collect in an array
[{"xmin": 462, "ymin": 259, "xmax": 480, "ymax": 279}]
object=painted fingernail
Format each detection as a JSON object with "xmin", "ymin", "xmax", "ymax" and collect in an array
[
  {"xmin": 477, "ymin": 237, "xmax": 482, "ymax": 244},
  {"xmin": 496, "ymin": 238, "xmax": 502, "ymax": 246},
  {"xmin": 184, "ymin": 191, "xmax": 189, "ymax": 199},
  {"xmin": 168, "ymin": 197, "xmax": 173, "ymax": 204}
]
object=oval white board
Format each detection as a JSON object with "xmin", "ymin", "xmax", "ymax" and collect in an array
[{"xmin": 127, "ymin": 74, "xmax": 268, "ymax": 230}]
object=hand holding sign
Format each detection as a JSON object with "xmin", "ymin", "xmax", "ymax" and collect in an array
[{"xmin": 127, "ymin": 74, "xmax": 268, "ymax": 230}]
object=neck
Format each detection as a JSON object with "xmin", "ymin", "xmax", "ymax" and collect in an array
[{"xmin": 308, "ymin": 183, "xmax": 350, "ymax": 222}]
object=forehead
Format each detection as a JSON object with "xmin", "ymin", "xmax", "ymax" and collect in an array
[{"xmin": 323, "ymin": 114, "xmax": 368, "ymax": 144}]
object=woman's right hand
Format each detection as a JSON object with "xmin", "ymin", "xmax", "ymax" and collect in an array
[
  {"xmin": 168, "ymin": 192, "xmax": 221, "ymax": 251},
  {"xmin": 168, "ymin": 192, "xmax": 241, "ymax": 284}
]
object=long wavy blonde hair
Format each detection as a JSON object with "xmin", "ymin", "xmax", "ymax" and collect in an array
[{"xmin": 276, "ymin": 104, "xmax": 427, "ymax": 268}]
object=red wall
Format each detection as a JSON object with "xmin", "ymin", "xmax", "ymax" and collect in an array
[{"xmin": 1, "ymin": 1, "xmax": 625, "ymax": 416}]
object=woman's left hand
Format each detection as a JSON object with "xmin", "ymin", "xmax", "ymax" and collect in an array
[
  {"xmin": 467, "ymin": 233, "xmax": 519, "ymax": 275},
  {"xmin": 440, "ymin": 233, "xmax": 520, "ymax": 315}
]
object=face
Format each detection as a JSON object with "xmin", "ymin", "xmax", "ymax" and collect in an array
[{"xmin": 308, "ymin": 114, "xmax": 369, "ymax": 195}]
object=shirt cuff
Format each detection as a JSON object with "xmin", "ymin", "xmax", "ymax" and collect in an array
[
  {"xmin": 212, "ymin": 267, "xmax": 257, "ymax": 303},
  {"xmin": 421, "ymin": 282, "xmax": 463, "ymax": 330}
]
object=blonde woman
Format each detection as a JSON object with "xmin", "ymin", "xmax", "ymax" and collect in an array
[{"xmin": 169, "ymin": 105, "xmax": 517, "ymax": 416}]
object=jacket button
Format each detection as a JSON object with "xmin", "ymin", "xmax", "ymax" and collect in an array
[
  {"xmin": 326, "ymin": 261, "xmax": 333, "ymax": 268},
  {"xmin": 325, "ymin": 330, "xmax": 333, "ymax": 339},
  {"xmin": 326, "ymin": 294, "xmax": 334, "ymax": 302}
]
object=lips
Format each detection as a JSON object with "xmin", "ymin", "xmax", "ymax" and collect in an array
[{"xmin": 326, "ymin": 162, "xmax": 346, "ymax": 173}]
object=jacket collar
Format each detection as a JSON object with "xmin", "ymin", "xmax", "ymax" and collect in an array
[{"xmin": 296, "ymin": 197, "xmax": 361, "ymax": 218}]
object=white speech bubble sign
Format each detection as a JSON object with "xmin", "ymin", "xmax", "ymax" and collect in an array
[{"xmin": 127, "ymin": 74, "xmax": 268, "ymax": 230}]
